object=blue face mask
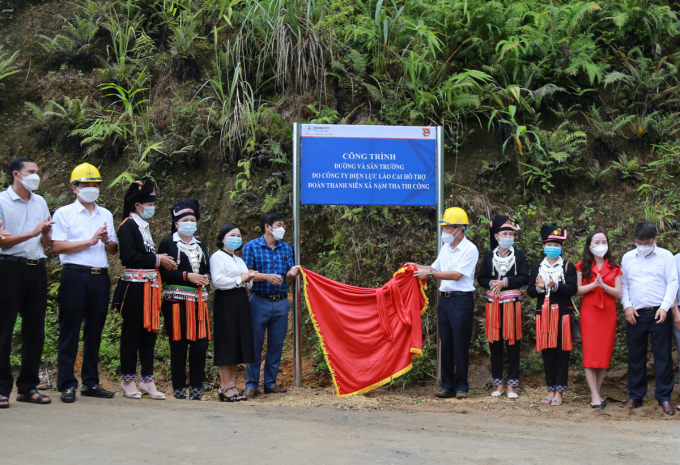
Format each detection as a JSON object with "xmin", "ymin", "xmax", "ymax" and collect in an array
[
  {"xmin": 544, "ymin": 246, "xmax": 562, "ymax": 259},
  {"xmin": 224, "ymin": 237, "xmax": 242, "ymax": 250},
  {"xmin": 140, "ymin": 205, "xmax": 155, "ymax": 219},
  {"xmin": 498, "ymin": 237, "xmax": 514, "ymax": 249},
  {"xmin": 178, "ymin": 221, "xmax": 197, "ymax": 236}
]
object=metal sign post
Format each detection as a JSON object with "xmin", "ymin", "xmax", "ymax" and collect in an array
[
  {"xmin": 291, "ymin": 123, "xmax": 444, "ymax": 387},
  {"xmin": 292, "ymin": 123, "xmax": 302, "ymax": 387},
  {"xmin": 435, "ymin": 126, "xmax": 444, "ymax": 385}
]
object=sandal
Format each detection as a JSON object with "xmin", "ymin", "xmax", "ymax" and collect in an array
[
  {"xmin": 120, "ymin": 382, "xmax": 142, "ymax": 399},
  {"xmin": 0, "ymin": 395, "xmax": 9, "ymax": 409},
  {"xmin": 138, "ymin": 382, "xmax": 166, "ymax": 400},
  {"xmin": 16, "ymin": 389, "xmax": 51, "ymax": 404},
  {"xmin": 219, "ymin": 386, "xmax": 247, "ymax": 402},
  {"xmin": 541, "ymin": 396, "xmax": 553, "ymax": 404},
  {"xmin": 551, "ymin": 397, "xmax": 563, "ymax": 406}
]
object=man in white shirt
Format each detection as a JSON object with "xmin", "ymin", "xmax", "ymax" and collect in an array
[
  {"xmin": 620, "ymin": 221, "xmax": 678, "ymax": 416},
  {"xmin": 51, "ymin": 163, "xmax": 118, "ymax": 403},
  {"xmin": 0, "ymin": 157, "xmax": 54, "ymax": 407},
  {"xmin": 409, "ymin": 207, "xmax": 479, "ymax": 399}
]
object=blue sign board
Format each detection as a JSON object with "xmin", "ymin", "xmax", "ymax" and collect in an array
[{"xmin": 300, "ymin": 125, "xmax": 437, "ymax": 206}]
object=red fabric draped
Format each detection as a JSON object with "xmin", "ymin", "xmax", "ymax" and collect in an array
[{"xmin": 301, "ymin": 265, "xmax": 428, "ymax": 397}]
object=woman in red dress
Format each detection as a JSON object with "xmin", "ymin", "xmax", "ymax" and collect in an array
[{"xmin": 575, "ymin": 228, "xmax": 622, "ymax": 409}]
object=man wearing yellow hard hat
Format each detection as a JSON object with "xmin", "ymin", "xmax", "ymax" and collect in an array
[
  {"xmin": 51, "ymin": 163, "xmax": 118, "ymax": 403},
  {"xmin": 408, "ymin": 207, "xmax": 479, "ymax": 399}
]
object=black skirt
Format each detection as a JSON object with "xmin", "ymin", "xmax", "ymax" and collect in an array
[{"xmin": 212, "ymin": 287, "xmax": 255, "ymax": 366}]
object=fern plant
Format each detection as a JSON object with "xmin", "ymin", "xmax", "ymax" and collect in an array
[{"xmin": 0, "ymin": 46, "xmax": 21, "ymax": 82}]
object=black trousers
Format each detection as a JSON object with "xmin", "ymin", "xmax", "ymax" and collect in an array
[
  {"xmin": 627, "ymin": 310, "xmax": 674, "ymax": 402},
  {"xmin": 438, "ymin": 293, "xmax": 474, "ymax": 392},
  {"xmin": 161, "ymin": 301, "xmax": 208, "ymax": 395},
  {"xmin": 119, "ymin": 282, "xmax": 157, "ymax": 377},
  {"xmin": 56, "ymin": 269, "xmax": 111, "ymax": 391},
  {"xmin": 0, "ymin": 260, "xmax": 47, "ymax": 397},
  {"xmin": 490, "ymin": 340, "xmax": 520, "ymax": 385},
  {"xmin": 542, "ymin": 314, "xmax": 570, "ymax": 392}
]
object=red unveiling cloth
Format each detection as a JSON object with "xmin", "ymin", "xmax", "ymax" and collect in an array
[{"xmin": 300, "ymin": 265, "xmax": 428, "ymax": 397}]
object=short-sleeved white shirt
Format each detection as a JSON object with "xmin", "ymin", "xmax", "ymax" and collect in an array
[
  {"xmin": 431, "ymin": 236, "xmax": 479, "ymax": 292},
  {"xmin": 0, "ymin": 186, "xmax": 50, "ymax": 259},
  {"xmin": 52, "ymin": 199, "xmax": 117, "ymax": 267}
]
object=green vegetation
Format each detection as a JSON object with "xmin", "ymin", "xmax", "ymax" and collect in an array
[{"xmin": 3, "ymin": 0, "xmax": 680, "ymax": 390}]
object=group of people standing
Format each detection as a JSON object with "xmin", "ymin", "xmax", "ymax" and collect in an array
[
  {"xmin": 411, "ymin": 207, "xmax": 680, "ymax": 415},
  {"xmin": 2, "ymin": 157, "xmax": 679, "ymax": 415},
  {"xmin": 0, "ymin": 157, "xmax": 298, "ymax": 408}
]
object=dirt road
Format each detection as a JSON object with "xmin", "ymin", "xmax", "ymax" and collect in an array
[{"xmin": 4, "ymin": 390, "xmax": 680, "ymax": 464}]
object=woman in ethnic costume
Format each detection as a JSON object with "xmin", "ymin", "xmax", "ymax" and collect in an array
[
  {"xmin": 157, "ymin": 198, "xmax": 211, "ymax": 400},
  {"xmin": 527, "ymin": 224, "xmax": 578, "ymax": 407},
  {"xmin": 477, "ymin": 215, "xmax": 529, "ymax": 399},
  {"xmin": 113, "ymin": 177, "xmax": 177, "ymax": 400}
]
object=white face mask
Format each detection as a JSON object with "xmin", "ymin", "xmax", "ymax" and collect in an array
[
  {"xmin": 636, "ymin": 243, "xmax": 655, "ymax": 257},
  {"xmin": 18, "ymin": 173, "xmax": 40, "ymax": 191},
  {"xmin": 442, "ymin": 228, "xmax": 460, "ymax": 244},
  {"xmin": 77, "ymin": 186, "xmax": 100, "ymax": 203},
  {"xmin": 271, "ymin": 226, "xmax": 285, "ymax": 241},
  {"xmin": 590, "ymin": 245, "xmax": 608, "ymax": 257},
  {"xmin": 139, "ymin": 205, "xmax": 155, "ymax": 219}
]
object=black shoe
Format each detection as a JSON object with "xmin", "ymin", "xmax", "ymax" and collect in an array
[
  {"xmin": 81, "ymin": 385, "xmax": 115, "ymax": 398},
  {"xmin": 455, "ymin": 391, "xmax": 468, "ymax": 399},
  {"xmin": 434, "ymin": 389, "xmax": 456, "ymax": 398},
  {"xmin": 61, "ymin": 388, "xmax": 77, "ymax": 403},
  {"xmin": 590, "ymin": 402, "xmax": 605, "ymax": 410}
]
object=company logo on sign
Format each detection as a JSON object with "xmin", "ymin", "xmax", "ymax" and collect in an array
[
  {"xmin": 306, "ymin": 125, "xmax": 331, "ymax": 133},
  {"xmin": 422, "ymin": 128, "xmax": 431, "ymax": 137}
]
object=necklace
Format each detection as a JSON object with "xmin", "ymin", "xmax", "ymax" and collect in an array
[
  {"xmin": 538, "ymin": 257, "xmax": 565, "ymax": 297},
  {"xmin": 177, "ymin": 240, "xmax": 204, "ymax": 273},
  {"xmin": 492, "ymin": 247, "xmax": 516, "ymax": 279},
  {"xmin": 131, "ymin": 215, "xmax": 156, "ymax": 253}
]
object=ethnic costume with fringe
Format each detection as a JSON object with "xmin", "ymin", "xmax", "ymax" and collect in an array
[
  {"xmin": 112, "ymin": 178, "xmax": 161, "ymax": 384},
  {"xmin": 527, "ymin": 225, "xmax": 577, "ymax": 393},
  {"xmin": 477, "ymin": 215, "xmax": 529, "ymax": 388},
  {"xmin": 158, "ymin": 229, "xmax": 210, "ymax": 400}
]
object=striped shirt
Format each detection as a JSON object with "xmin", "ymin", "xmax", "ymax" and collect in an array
[{"xmin": 0, "ymin": 186, "xmax": 50, "ymax": 259}]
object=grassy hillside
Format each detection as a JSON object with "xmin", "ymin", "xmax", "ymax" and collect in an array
[{"xmin": 2, "ymin": 0, "xmax": 680, "ymax": 387}]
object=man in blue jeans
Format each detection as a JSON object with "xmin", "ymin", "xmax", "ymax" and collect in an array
[{"xmin": 242, "ymin": 212, "xmax": 299, "ymax": 398}]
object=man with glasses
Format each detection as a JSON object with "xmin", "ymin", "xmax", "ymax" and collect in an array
[
  {"xmin": 241, "ymin": 212, "xmax": 299, "ymax": 399},
  {"xmin": 620, "ymin": 220, "xmax": 678, "ymax": 415}
]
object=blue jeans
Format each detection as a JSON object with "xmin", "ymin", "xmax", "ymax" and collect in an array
[{"xmin": 246, "ymin": 295, "xmax": 290, "ymax": 389}]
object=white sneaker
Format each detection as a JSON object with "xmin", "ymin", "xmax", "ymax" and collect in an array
[
  {"xmin": 490, "ymin": 389, "xmax": 504, "ymax": 397},
  {"xmin": 507, "ymin": 392, "xmax": 519, "ymax": 399}
]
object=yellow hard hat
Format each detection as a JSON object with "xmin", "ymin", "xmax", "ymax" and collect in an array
[
  {"xmin": 439, "ymin": 207, "xmax": 469, "ymax": 226},
  {"xmin": 70, "ymin": 163, "xmax": 102, "ymax": 184}
]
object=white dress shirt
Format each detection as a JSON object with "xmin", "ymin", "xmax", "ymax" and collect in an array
[
  {"xmin": 431, "ymin": 236, "xmax": 479, "ymax": 292},
  {"xmin": 675, "ymin": 253, "xmax": 680, "ymax": 303},
  {"xmin": 621, "ymin": 245, "xmax": 679, "ymax": 312},
  {"xmin": 210, "ymin": 249, "xmax": 252, "ymax": 290},
  {"xmin": 0, "ymin": 186, "xmax": 51, "ymax": 259},
  {"xmin": 51, "ymin": 200, "xmax": 117, "ymax": 267}
]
